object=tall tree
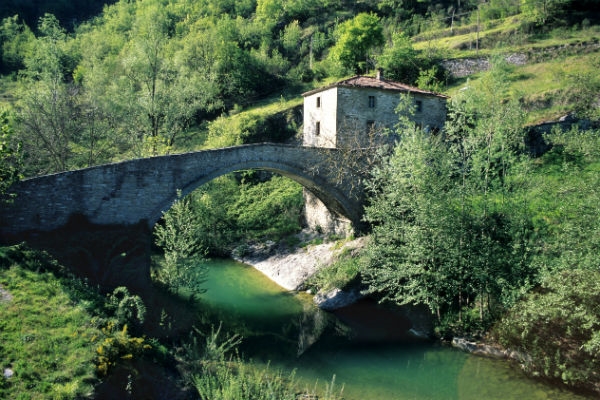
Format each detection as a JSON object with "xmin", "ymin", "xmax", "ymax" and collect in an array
[
  {"xmin": 362, "ymin": 126, "xmax": 461, "ymax": 321},
  {"xmin": 0, "ymin": 15, "xmax": 34, "ymax": 74},
  {"xmin": 363, "ymin": 61, "xmax": 535, "ymax": 331},
  {"xmin": 0, "ymin": 107, "xmax": 22, "ymax": 200},
  {"xmin": 328, "ymin": 12, "xmax": 384, "ymax": 75},
  {"xmin": 154, "ymin": 191, "xmax": 207, "ymax": 294},
  {"xmin": 521, "ymin": 0, "xmax": 572, "ymax": 25},
  {"xmin": 377, "ymin": 32, "xmax": 418, "ymax": 83},
  {"xmin": 15, "ymin": 14, "xmax": 79, "ymax": 174}
]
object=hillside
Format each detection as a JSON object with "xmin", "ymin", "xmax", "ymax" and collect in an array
[{"xmin": 1, "ymin": 1, "xmax": 600, "ymax": 397}]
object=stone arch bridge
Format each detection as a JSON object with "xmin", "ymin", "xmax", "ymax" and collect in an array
[
  {"xmin": 0, "ymin": 143, "xmax": 365, "ymax": 243},
  {"xmin": 0, "ymin": 143, "xmax": 367, "ymax": 288}
]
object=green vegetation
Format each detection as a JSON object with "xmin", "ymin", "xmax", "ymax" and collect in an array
[
  {"xmin": 495, "ymin": 269, "xmax": 600, "ymax": 394},
  {"xmin": 0, "ymin": 249, "xmax": 100, "ymax": 399},
  {"xmin": 362, "ymin": 64, "xmax": 532, "ymax": 331},
  {"xmin": 175, "ymin": 325, "xmax": 343, "ymax": 400},
  {"xmin": 327, "ymin": 12, "xmax": 384, "ymax": 74},
  {"xmin": 354, "ymin": 64, "xmax": 600, "ymax": 390},
  {"xmin": 153, "ymin": 191, "xmax": 208, "ymax": 294},
  {"xmin": 1, "ymin": 0, "xmax": 600, "ymax": 397},
  {"xmin": 0, "ymin": 246, "xmax": 148, "ymax": 399},
  {"xmin": 0, "ymin": 106, "xmax": 21, "ymax": 200}
]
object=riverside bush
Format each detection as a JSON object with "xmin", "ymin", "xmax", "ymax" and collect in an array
[{"xmin": 495, "ymin": 269, "xmax": 600, "ymax": 393}]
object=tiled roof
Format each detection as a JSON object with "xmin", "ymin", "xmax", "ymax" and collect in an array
[{"xmin": 302, "ymin": 75, "xmax": 449, "ymax": 98}]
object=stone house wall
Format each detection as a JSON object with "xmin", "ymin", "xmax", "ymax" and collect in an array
[
  {"xmin": 303, "ymin": 88, "xmax": 339, "ymax": 148},
  {"xmin": 304, "ymin": 86, "xmax": 447, "ymax": 149},
  {"xmin": 302, "ymin": 81, "xmax": 447, "ymax": 235}
]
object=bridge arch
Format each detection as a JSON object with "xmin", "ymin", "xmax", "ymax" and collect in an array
[
  {"xmin": 0, "ymin": 143, "xmax": 364, "ymax": 240},
  {"xmin": 165, "ymin": 159, "xmax": 356, "ymax": 231}
]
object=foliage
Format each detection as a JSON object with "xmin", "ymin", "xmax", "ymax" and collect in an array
[
  {"xmin": 362, "ymin": 62, "xmax": 536, "ymax": 334},
  {"xmin": 0, "ymin": 255, "xmax": 101, "ymax": 399},
  {"xmin": 180, "ymin": 324, "xmax": 343, "ymax": 400},
  {"xmin": 526, "ymin": 126, "xmax": 600, "ymax": 272},
  {"xmin": 170, "ymin": 173, "xmax": 303, "ymax": 257},
  {"xmin": 495, "ymin": 269, "xmax": 600, "ymax": 393},
  {"xmin": 106, "ymin": 286, "xmax": 146, "ymax": 332},
  {"xmin": 207, "ymin": 109, "xmax": 298, "ymax": 148},
  {"xmin": 228, "ymin": 175, "xmax": 304, "ymax": 241},
  {"xmin": 94, "ymin": 323, "xmax": 150, "ymax": 377},
  {"xmin": 0, "ymin": 15, "xmax": 34, "ymax": 74},
  {"xmin": 308, "ymin": 251, "xmax": 363, "ymax": 292},
  {"xmin": 193, "ymin": 360, "xmax": 299, "ymax": 400},
  {"xmin": 521, "ymin": 0, "xmax": 573, "ymax": 26},
  {"xmin": 0, "ymin": 106, "xmax": 22, "ymax": 199},
  {"xmin": 153, "ymin": 191, "xmax": 208, "ymax": 294},
  {"xmin": 14, "ymin": 14, "xmax": 77, "ymax": 174},
  {"xmin": 377, "ymin": 32, "xmax": 419, "ymax": 84},
  {"xmin": 327, "ymin": 12, "xmax": 384, "ymax": 75},
  {"xmin": 557, "ymin": 54, "xmax": 600, "ymax": 122},
  {"xmin": 190, "ymin": 177, "xmax": 240, "ymax": 256},
  {"xmin": 0, "ymin": 0, "xmax": 109, "ymax": 34}
]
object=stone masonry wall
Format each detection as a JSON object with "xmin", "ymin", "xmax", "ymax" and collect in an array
[
  {"xmin": 303, "ymin": 88, "xmax": 339, "ymax": 148},
  {"xmin": 0, "ymin": 144, "xmax": 365, "ymax": 241}
]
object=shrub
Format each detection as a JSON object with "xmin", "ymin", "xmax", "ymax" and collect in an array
[{"xmin": 495, "ymin": 269, "xmax": 600, "ymax": 393}]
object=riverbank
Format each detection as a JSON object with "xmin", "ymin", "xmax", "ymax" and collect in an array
[
  {"xmin": 232, "ymin": 233, "xmax": 600, "ymax": 399},
  {"xmin": 232, "ymin": 232, "xmax": 366, "ymax": 292}
]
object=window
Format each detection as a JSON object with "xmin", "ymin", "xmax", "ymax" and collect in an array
[
  {"xmin": 368, "ymin": 95, "xmax": 376, "ymax": 108},
  {"xmin": 366, "ymin": 120, "xmax": 376, "ymax": 134},
  {"xmin": 316, "ymin": 96, "xmax": 321, "ymax": 108},
  {"xmin": 415, "ymin": 100, "xmax": 423, "ymax": 113},
  {"xmin": 315, "ymin": 121, "xmax": 320, "ymax": 135}
]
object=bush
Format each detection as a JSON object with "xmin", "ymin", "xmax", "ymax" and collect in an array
[{"xmin": 495, "ymin": 269, "xmax": 600, "ymax": 393}]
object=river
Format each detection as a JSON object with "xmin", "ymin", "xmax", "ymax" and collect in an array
[{"xmin": 192, "ymin": 258, "xmax": 590, "ymax": 400}]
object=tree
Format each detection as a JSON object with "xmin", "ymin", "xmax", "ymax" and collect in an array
[
  {"xmin": 362, "ymin": 61, "xmax": 536, "ymax": 333},
  {"xmin": 0, "ymin": 15, "xmax": 34, "ymax": 74},
  {"xmin": 377, "ymin": 32, "xmax": 418, "ymax": 83},
  {"xmin": 0, "ymin": 107, "xmax": 22, "ymax": 200},
  {"xmin": 327, "ymin": 12, "xmax": 384, "ymax": 75},
  {"xmin": 15, "ymin": 14, "xmax": 79, "ymax": 174},
  {"xmin": 362, "ymin": 127, "xmax": 462, "ymax": 321},
  {"xmin": 496, "ymin": 269, "xmax": 600, "ymax": 392},
  {"xmin": 521, "ymin": 0, "xmax": 572, "ymax": 26},
  {"xmin": 154, "ymin": 191, "xmax": 207, "ymax": 295}
]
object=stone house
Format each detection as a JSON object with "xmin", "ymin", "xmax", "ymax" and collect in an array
[
  {"xmin": 301, "ymin": 71, "xmax": 448, "ymax": 234},
  {"xmin": 302, "ymin": 70, "xmax": 448, "ymax": 148}
]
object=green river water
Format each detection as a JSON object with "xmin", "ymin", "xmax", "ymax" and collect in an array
[{"xmin": 194, "ymin": 258, "xmax": 590, "ymax": 400}]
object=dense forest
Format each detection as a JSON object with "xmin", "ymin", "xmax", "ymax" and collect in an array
[{"xmin": 1, "ymin": 0, "xmax": 600, "ymax": 398}]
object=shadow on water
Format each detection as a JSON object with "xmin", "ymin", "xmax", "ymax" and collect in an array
[
  {"xmin": 9, "ymin": 224, "xmax": 595, "ymax": 400},
  {"xmin": 191, "ymin": 259, "xmax": 594, "ymax": 400}
]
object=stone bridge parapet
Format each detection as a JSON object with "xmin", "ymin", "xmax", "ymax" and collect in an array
[{"xmin": 0, "ymin": 143, "xmax": 365, "ymax": 241}]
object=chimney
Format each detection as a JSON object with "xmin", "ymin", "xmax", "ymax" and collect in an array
[{"xmin": 376, "ymin": 68, "xmax": 384, "ymax": 81}]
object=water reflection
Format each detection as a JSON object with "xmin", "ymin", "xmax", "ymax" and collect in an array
[{"xmin": 195, "ymin": 258, "xmax": 592, "ymax": 400}]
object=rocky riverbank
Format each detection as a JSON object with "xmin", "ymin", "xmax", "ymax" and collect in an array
[{"xmin": 232, "ymin": 232, "xmax": 367, "ymax": 308}]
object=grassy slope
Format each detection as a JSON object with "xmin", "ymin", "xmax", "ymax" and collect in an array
[
  {"xmin": 0, "ymin": 255, "xmax": 101, "ymax": 399},
  {"xmin": 422, "ymin": 16, "xmax": 600, "ymax": 123}
]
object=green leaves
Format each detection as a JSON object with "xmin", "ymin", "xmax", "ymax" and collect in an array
[
  {"xmin": 363, "ymin": 128, "xmax": 459, "ymax": 316},
  {"xmin": 363, "ymin": 62, "xmax": 534, "ymax": 332},
  {"xmin": 154, "ymin": 191, "xmax": 208, "ymax": 294},
  {"xmin": 496, "ymin": 269, "xmax": 600, "ymax": 391},
  {"xmin": 377, "ymin": 32, "xmax": 418, "ymax": 83},
  {"xmin": 328, "ymin": 13, "xmax": 384, "ymax": 75},
  {"xmin": 521, "ymin": 0, "xmax": 573, "ymax": 26},
  {"xmin": 0, "ymin": 107, "xmax": 22, "ymax": 199}
]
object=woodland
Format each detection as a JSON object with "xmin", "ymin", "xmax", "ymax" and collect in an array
[{"xmin": 1, "ymin": 0, "xmax": 600, "ymax": 398}]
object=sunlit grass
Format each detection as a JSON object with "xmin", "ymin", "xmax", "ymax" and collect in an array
[{"xmin": 0, "ymin": 260, "xmax": 101, "ymax": 399}]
